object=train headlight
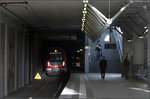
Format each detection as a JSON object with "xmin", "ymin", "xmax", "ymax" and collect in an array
[
  {"xmin": 63, "ymin": 61, "xmax": 65, "ymax": 66},
  {"xmin": 48, "ymin": 62, "xmax": 51, "ymax": 66}
]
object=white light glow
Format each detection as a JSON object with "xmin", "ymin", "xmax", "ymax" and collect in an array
[
  {"xmin": 84, "ymin": 4, "xmax": 87, "ymax": 8},
  {"xmin": 116, "ymin": 27, "xmax": 123, "ymax": 34},
  {"xmin": 61, "ymin": 87, "xmax": 82, "ymax": 95},
  {"xmin": 104, "ymin": 35, "xmax": 110, "ymax": 41},
  {"xmin": 83, "ymin": 14, "xmax": 86, "ymax": 17},
  {"xmin": 144, "ymin": 26, "xmax": 148, "ymax": 29},
  {"xmin": 107, "ymin": 19, "xmax": 112, "ymax": 25},
  {"xmin": 130, "ymin": 87, "xmax": 149, "ymax": 93},
  {"xmin": 81, "ymin": 28, "xmax": 84, "ymax": 31},
  {"xmin": 63, "ymin": 61, "xmax": 65, "ymax": 66},
  {"xmin": 83, "ymin": 10, "xmax": 87, "ymax": 14},
  {"xmin": 80, "ymin": 49, "xmax": 83, "ymax": 51},
  {"xmin": 83, "ymin": 0, "xmax": 88, "ymax": 4},
  {"xmin": 82, "ymin": 18, "xmax": 85, "ymax": 21},
  {"xmin": 48, "ymin": 62, "xmax": 51, "ymax": 66},
  {"xmin": 55, "ymin": 50, "xmax": 57, "ymax": 52},
  {"xmin": 84, "ymin": 8, "xmax": 87, "ymax": 11},
  {"xmin": 127, "ymin": 40, "xmax": 132, "ymax": 42},
  {"xmin": 120, "ymin": 6, "xmax": 126, "ymax": 12},
  {"xmin": 85, "ymin": 45, "xmax": 90, "ymax": 49},
  {"xmin": 145, "ymin": 29, "xmax": 148, "ymax": 32},
  {"xmin": 139, "ymin": 36, "xmax": 144, "ymax": 39}
]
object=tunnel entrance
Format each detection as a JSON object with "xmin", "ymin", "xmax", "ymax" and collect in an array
[{"xmin": 38, "ymin": 32, "xmax": 85, "ymax": 74}]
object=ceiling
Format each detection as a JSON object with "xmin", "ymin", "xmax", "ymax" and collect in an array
[{"xmin": 0, "ymin": 0, "xmax": 149, "ymax": 40}]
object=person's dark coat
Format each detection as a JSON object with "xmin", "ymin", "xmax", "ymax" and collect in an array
[
  {"xmin": 99, "ymin": 59, "xmax": 107, "ymax": 70},
  {"xmin": 124, "ymin": 59, "xmax": 130, "ymax": 67}
]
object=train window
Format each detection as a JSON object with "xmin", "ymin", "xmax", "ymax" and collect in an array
[
  {"xmin": 104, "ymin": 43, "xmax": 116, "ymax": 49},
  {"xmin": 49, "ymin": 54, "xmax": 63, "ymax": 62}
]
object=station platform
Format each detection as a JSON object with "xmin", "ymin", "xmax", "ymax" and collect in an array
[{"xmin": 59, "ymin": 73, "xmax": 149, "ymax": 99}]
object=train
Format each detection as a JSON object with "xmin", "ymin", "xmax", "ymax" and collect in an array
[{"xmin": 45, "ymin": 47, "xmax": 67, "ymax": 75}]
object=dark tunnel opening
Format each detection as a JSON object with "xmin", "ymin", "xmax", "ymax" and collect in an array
[{"xmin": 38, "ymin": 32, "xmax": 85, "ymax": 75}]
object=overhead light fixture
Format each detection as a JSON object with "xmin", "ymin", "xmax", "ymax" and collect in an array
[
  {"xmin": 84, "ymin": 4, "xmax": 87, "ymax": 7},
  {"xmin": 127, "ymin": 39, "xmax": 132, "ymax": 42},
  {"xmin": 139, "ymin": 35, "xmax": 144, "ymax": 39},
  {"xmin": 83, "ymin": 14, "xmax": 86, "ymax": 17},
  {"xmin": 144, "ymin": 26, "xmax": 148, "ymax": 29},
  {"xmin": 84, "ymin": 8, "xmax": 87, "ymax": 11},
  {"xmin": 80, "ymin": 49, "xmax": 83, "ymax": 51},
  {"xmin": 145, "ymin": 29, "xmax": 148, "ymax": 32},
  {"xmin": 82, "ymin": 10, "xmax": 87, "ymax": 14},
  {"xmin": 81, "ymin": 0, "xmax": 89, "ymax": 32},
  {"xmin": 83, "ymin": 0, "xmax": 88, "ymax": 4},
  {"xmin": 116, "ymin": 26, "xmax": 123, "ymax": 34},
  {"xmin": 82, "ymin": 18, "xmax": 86, "ymax": 21}
]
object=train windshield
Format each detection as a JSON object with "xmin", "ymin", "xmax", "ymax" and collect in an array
[{"xmin": 49, "ymin": 54, "xmax": 63, "ymax": 62}]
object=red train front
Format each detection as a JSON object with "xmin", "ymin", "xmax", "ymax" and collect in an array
[{"xmin": 45, "ymin": 48, "xmax": 67, "ymax": 75}]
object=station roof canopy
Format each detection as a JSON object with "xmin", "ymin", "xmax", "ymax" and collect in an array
[{"xmin": 0, "ymin": 0, "xmax": 149, "ymax": 41}]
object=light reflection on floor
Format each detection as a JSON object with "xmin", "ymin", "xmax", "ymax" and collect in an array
[{"xmin": 61, "ymin": 87, "xmax": 82, "ymax": 95}]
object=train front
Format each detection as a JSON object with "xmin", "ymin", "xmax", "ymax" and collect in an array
[{"xmin": 45, "ymin": 48, "xmax": 67, "ymax": 75}]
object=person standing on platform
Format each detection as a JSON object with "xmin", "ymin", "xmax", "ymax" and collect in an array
[
  {"xmin": 99, "ymin": 56, "xmax": 107, "ymax": 79},
  {"xmin": 95, "ymin": 43, "xmax": 102, "ymax": 60},
  {"xmin": 124, "ymin": 56, "xmax": 130, "ymax": 80}
]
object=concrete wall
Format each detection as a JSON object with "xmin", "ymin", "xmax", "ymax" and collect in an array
[{"xmin": 0, "ymin": 9, "xmax": 31, "ymax": 97}]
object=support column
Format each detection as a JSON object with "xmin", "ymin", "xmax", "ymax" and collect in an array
[
  {"xmin": 0, "ymin": 22, "xmax": 3, "ymax": 97},
  {"xmin": 14, "ymin": 30, "xmax": 17, "ymax": 91},
  {"xmin": 22, "ymin": 32, "xmax": 25, "ymax": 87},
  {"xmin": 147, "ymin": 12, "xmax": 150, "ymax": 85},
  {"xmin": 148, "ymin": 22, "xmax": 150, "ymax": 86},
  {"xmin": 133, "ymin": 34, "xmax": 144, "ymax": 65},
  {"xmin": 85, "ymin": 36, "xmax": 89, "ymax": 73},
  {"xmin": 4, "ymin": 25, "xmax": 8, "ymax": 96},
  {"xmin": 0, "ymin": 23, "xmax": 5, "ymax": 97}
]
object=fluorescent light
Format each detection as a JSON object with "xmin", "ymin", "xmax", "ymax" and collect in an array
[
  {"xmin": 81, "ymin": 28, "xmax": 84, "ymax": 31},
  {"xmin": 84, "ymin": 8, "xmax": 87, "ymax": 11},
  {"xmin": 116, "ymin": 26, "xmax": 123, "ymax": 34},
  {"xmin": 82, "ymin": 18, "xmax": 85, "ymax": 21},
  {"xmin": 139, "ymin": 36, "xmax": 144, "ymax": 39},
  {"xmin": 83, "ymin": 0, "xmax": 88, "ymax": 4},
  {"xmin": 84, "ymin": 4, "xmax": 87, "ymax": 7},
  {"xmin": 145, "ymin": 29, "xmax": 148, "ymax": 32},
  {"xmin": 82, "ymin": 10, "xmax": 87, "ymax": 14},
  {"xmin": 81, "ymin": 24, "xmax": 85, "ymax": 27},
  {"xmin": 144, "ymin": 26, "xmax": 147, "ymax": 29},
  {"xmin": 120, "ymin": 6, "xmax": 126, "ymax": 12},
  {"xmin": 83, "ymin": 14, "xmax": 86, "ymax": 17},
  {"xmin": 80, "ymin": 49, "xmax": 83, "ymax": 51},
  {"xmin": 127, "ymin": 40, "xmax": 132, "ymax": 42}
]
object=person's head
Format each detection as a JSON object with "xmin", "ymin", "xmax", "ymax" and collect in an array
[{"xmin": 102, "ymin": 56, "xmax": 105, "ymax": 59}]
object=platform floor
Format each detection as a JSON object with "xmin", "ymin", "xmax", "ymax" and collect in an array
[{"xmin": 59, "ymin": 73, "xmax": 149, "ymax": 99}]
